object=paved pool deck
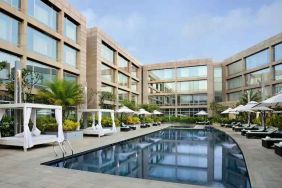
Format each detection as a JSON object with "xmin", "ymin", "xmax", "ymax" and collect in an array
[
  {"xmin": 216, "ymin": 126, "xmax": 282, "ymax": 188},
  {"xmin": 0, "ymin": 124, "xmax": 281, "ymax": 188}
]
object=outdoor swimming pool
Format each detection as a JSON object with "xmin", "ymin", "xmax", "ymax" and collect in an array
[{"xmin": 45, "ymin": 128, "xmax": 251, "ymax": 188}]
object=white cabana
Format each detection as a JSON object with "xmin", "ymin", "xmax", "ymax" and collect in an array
[
  {"xmin": 195, "ymin": 110, "xmax": 208, "ymax": 116},
  {"xmin": 152, "ymin": 110, "xmax": 163, "ymax": 115},
  {"xmin": 221, "ymin": 108, "xmax": 233, "ymax": 114},
  {"xmin": 0, "ymin": 103, "xmax": 63, "ymax": 151},
  {"xmin": 77, "ymin": 109, "xmax": 117, "ymax": 137}
]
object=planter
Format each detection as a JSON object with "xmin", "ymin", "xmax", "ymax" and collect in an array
[{"xmin": 45, "ymin": 130, "xmax": 83, "ymax": 141}]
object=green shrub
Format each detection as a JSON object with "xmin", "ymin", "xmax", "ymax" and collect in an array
[
  {"xmin": 0, "ymin": 116, "xmax": 14, "ymax": 137},
  {"xmin": 63, "ymin": 119, "xmax": 80, "ymax": 131},
  {"xmin": 125, "ymin": 116, "xmax": 140, "ymax": 125},
  {"xmin": 101, "ymin": 116, "xmax": 121, "ymax": 127},
  {"xmin": 37, "ymin": 118, "xmax": 79, "ymax": 132}
]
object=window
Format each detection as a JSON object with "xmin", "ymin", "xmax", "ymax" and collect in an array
[
  {"xmin": 118, "ymin": 89, "xmax": 129, "ymax": 102},
  {"xmin": 131, "ymin": 64, "xmax": 138, "ymax": 78},
  {"xmin": 0, "ymin": 51, "xmax": 18, "ymax": 81},
  {"xmin": 64, "ymin": 45, "xmax": 77, "ymax": 67},
  {"xmin": 118, "ymin": 55, "xmax": 128, "ymax": 72},
  {"xmin": 177, "ymin": 66, "xmax": 207, "ymax": 78},
  {"xmin": 149, "ymin": 68, "xmax": 174, "ymax": 81},
  {"xmin": 101, "ymin": 84, "xmax": 114, "ymax": 94},
  {"xmin": 64, "ymin": 16, "xmax": 77, "ymax": 42},
  {"xmin": 246, "ymin": 68, "xmax": 270, "ymax": 86},
  {"xmin": 177, "ymin": 94, "xmax": 207, "ymax": 106},
  {"xmin": 131, "ymin": 79, "xmax": 137, "ymax": 91},
  {"xmin": 149, "ymin": 95, "xmax": 175, "ymax": 106},
  {"xmin": 274, "ymin": 43, "xmax": 282, "ymax": 62},
  {"xmin": 150, "ymin": 82, "xmax": 175, "ymax": 93},
  {"xmin": 275, "ymin": 64, "xmax": 282, "ymax": 81},
  {"xmin": 227, "ymin": 76, "xmax": 242, "ymax": 89},
  {"xmin": 27, "ymin": 27, "xmax": 57, "ymax": 60},
  {"xmin": 118, "ymin": 72, "xmax": 129, "ymax": 87},
  {"xmin": 131, "ymin": 94, "xmax": 138, "ymax": 103},
  {"xmin": 214, "ymin": 67, "xmax": 222, "ymax": 102},
  {"xmin": 0, "ymin": 12, "xmax": 19, "ymax": 45},
  {"xmin": 101, "ymin": 64, "xmax": 114, "ymax": 83},
  {"xmin": 274, "ymin": 83, "xmax": 282, "ymax": 94},
  {"xmin": 64, "ymin": 72, "xmax": 77, "ymax": 82},
  {"xmin": 0, "ymin": 0, "xmax": 20, "ymax": 9},
  {"xmin": 177, "ymin": 80, "xmax": 207, "ymax": 92},
  {"xmin": 28, "ymin": 0, "xmax": 57, "ymax": 30},
  {"xmin": 177, "ymin": 108, "xmax": 207, "ymax": 117},
  {"xmin": 27, "ymin": 60, "xmax": 58, "ymax": 87},
  {"xmin": 246, "ymin": 49, "xmax": 269, "ymax": 70},
  {"xmin": 227, "ymin": 60, "xmax": 243, "ymax": 75},
  {"xmin": 228, "ymin": 92, "xmax": 242, "ymax": 101},
  {"xmin": 101, "ymin": 43, "xmax": 114, "ymax": 64}
]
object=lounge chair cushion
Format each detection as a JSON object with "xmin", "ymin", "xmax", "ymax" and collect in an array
[{"xmin": 278, "ymin": 142, "xmax": 282, "ymax": 147}]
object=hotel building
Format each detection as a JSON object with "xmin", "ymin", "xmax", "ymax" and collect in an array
[
  {"xmin": 86, "ymin": 27, "xmax": 142, "ymax": 109},
  {"xmin": 0, "ymin": 0, "xmax": 86, "ymax": 102}
]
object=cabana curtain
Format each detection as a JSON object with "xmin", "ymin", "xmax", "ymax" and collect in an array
[
  {"xmin": 24, "ymin": 107, "xmax": 34, "ymax": 149},
  {"xmin": 0, "ymin": 109, "xmax": 6, "ymax": 138},
  {"xmin": 55, "ymin": 108, "xmax": 64, "ymax": 143},
  {"xmin": 97, "ymin": 111, "xmax": 102, "ymax": 130},
  {"xmin": 111, "ymin": 111, "xmax": 116, "ymax": 132},
  {"xmin": 92, "ymin": 112, "xmax": 96, "ymax": 129}
]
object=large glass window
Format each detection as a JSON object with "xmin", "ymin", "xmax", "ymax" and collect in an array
[
  {"xmin": 149, "ymin": 95, "xmax": 175, "ymax": 106},
  {"xmin": 149, "ymin": 68, "xmax": 174, "ymax": 81},
  {"xmin": 118, "ymin": 72, "xmax": 129, "ymax": 87},
  {"xmin": 177, "ymin": 66, "xmax": 207, "ymax": 78},
  {"xmin": 0, "ymin": 0, "xmax": 20, "ymax": 9},
  {"xmin": 131, "ymin": 64, "xmax": 138, "ymax": 78},
  {"xmin": 101, "ymin": 83, "xmax": 114, "ymax": 94},
  {"xmin": 227, "ymin": 76, "xmax": 242, "ymax": 89},
  {"xmin": 118, "ymin": 89, "xmax": 129, "ymax": 102},
  {"xmin": 27, "ymin": 27, "xmax": 57, "ymax": 60},
  {"xmin": 131, "ymin": 79, "xmax": 137, "ymax": 91},
  {"xmin": 246, "ymin": 68, "xmax": 270, "ymax": 86},
  {"xmin": 274, "ymin": 64, "xmax": 282, "ymax": 81},
  {"xmin": 177, "ymin": 108, "xmax": 207, "ymax": 117},
  {"xmin": 0, "ymin": 51, "xmax": 18, "ymax": 81},
  {"xmin": 227, "ymin": 60, "xmax": 243, "ymax": 75},
  {"xmin": 228, "ymin": 92, "xmax": 242, "ymax": 101},
  {"xmin": 177, "ymin": 80, "xmax": 207, "ymax": 92},
  {"xmin": 28, "ymin": 0, "xmax": 57, "ymax": 30},
  {"xmin": 64, "ymin": 72, "xmax": 77, "ymax": 82},
  {"xmin": 131, "ymin": 94, "xmax": 138, "ymax": 103},
  {"xmin": 150, "ymin": 82, "xmax": 175, "ymax": 93},
  {"xmin": 274, "ymin": 83, "xmax": 282, "ymax": 94},
  {"xmin": 64, "ymin": 16, "xmax": 77, "ymax": 42},
  {"xmin": 274, "ymin": 43, "xmax": 282, "ymax": 62},
  {"xmin": 214, "ymin": 67, "xmax": 222, "ymax": 102},
  {"xmin": 101, "ymin": 43, "xmax": 114, "ymax": 64},
  {"xmin": 246, "ymin": 49, "xmax": 269, "ymax": 70},
  {"xmin": 64, "ymin": 45, "xmax": 77, "ymax": 67},
  {"xmin": 0, "ymin": 12, "xmax": 19, "ymax": 45},
  {"xmin": 101, "ymin": 63, "xmax": 114, "ymax": 83},
  {"xmin": 177, "ymin": 94, "xmax": 207, "ymax": 106},
  {"xmin": 27, "ymin": 60, "xmax": 58, "ymax": 87},
  {"xmin": 118, "ymin": 55, "xmax": 128, "ymax": 72}
]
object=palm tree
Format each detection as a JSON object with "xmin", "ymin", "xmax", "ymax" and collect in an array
[
  {"xmin": 37, "ymin": 79, "xmax": 84, "ymax": 119},
  {"xmin": 239, "ymin": 90, "xmax": 261, "ymax": 105}
]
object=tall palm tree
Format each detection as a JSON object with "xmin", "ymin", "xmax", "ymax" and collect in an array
[
  {"xmin": 239, "ymin": 90, "xmax": 261, "ymax": 105},
  {"xmin": 37, "ymin": 79, "xmax": 84, "ymax": 119}
]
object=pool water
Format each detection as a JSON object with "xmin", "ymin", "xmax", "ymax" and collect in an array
[{"xmin": 45, "ymin": 128, "xmax": 251, "ymax": 188}]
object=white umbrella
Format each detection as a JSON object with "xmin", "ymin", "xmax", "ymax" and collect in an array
[
  {"xmin": 137, "ymin": 108, "xmax": 151, "ymax": 115},
  {"xmin": 251, "ymin": 105, "xmax": 273, "ymax": 131},
  {"xmin": 195, "ymin": 110, "xmax": 208, "ymax": 116},
  {"xmin": 237, "ymin": 101, "xmax": 258, "ymax": 126},
  {"xmin": 221, "ymin": 108, "xmax": 233, "ymax": 114},
  {"xmin": 229, "ymin": 105, "xmax": 244, "ymax": 114},
  {"xmin": 152, "ymin": 110, "xmax": 163, "ymax": 115},
  {"xmin": 256, "ymin": 92, "xmax": 282, "ymax": 108},
  {"xmin": 116, "ymin": 106, "xmax": 135, "ymax": 123}
]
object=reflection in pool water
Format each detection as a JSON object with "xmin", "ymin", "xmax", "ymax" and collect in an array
[{"xmin": 47, "ymin": 128, "xmax": 251, "ymax": 188}]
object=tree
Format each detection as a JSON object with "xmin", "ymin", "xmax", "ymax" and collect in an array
[
  {"xmin": 209, "ymin": 102, "xmax": 226, "ymax": 116},
  {"xmin": 37, "ymin": 79, "xmax": 84, "ymax": 119},
  {"xmin": 99, "ymin": 91, "xmax": 116, "ymax": 109},
  {"xmin": 120, "ymin": 99, "xmax": 138, "ymax": 111},
  {"xmin": 239, "ymin": 90, "xmax": 261, "ymax": 105}
]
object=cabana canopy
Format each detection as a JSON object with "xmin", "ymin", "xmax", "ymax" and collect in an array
[
  {"xmin": 0, "ymin": 103, "xmax": 63, "ymax": 149},
  {"xmin": 77, "ymin": 109, "xmax": 116, "ymax": 132}
]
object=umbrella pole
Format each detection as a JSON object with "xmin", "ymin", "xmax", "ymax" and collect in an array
[
  {"xmin": 263, "ymin": 111, "xmax": 266, "ymax": 131},
  {"xmin": 248, "ymin": 112, "xmax": 250, "ymax": 126}
]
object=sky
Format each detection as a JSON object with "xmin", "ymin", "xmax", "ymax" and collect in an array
[{"xmin": 68, "ymin": 0, "xmax": 282, "ymax": 64}]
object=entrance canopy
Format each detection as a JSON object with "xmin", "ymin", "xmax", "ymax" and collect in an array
[
  {"xmin": 0, "ymin": 103, "xmax": 63, "ymax": 149},
  {"xmin": 77, "ymin": 109, "xmax": 116, "ymax": 131}
]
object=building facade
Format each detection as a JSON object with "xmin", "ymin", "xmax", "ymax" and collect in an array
[
  {"xmin": 0, "ymin": 0, "xmax": 86, "ymax": 102},
  {"xmin": 222, "ymin": 33, "xmax": 282, "ymax": 103},
  {"xmin": 87, "ymin": 27, "xmax": 142, "ymax": 109},
  {"xmin": 142, "ymin": 59, "xmax": 215, "ymax": 116}
]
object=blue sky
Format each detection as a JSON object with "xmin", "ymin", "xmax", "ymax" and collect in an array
[{"xmin": 68, "ymin": 0, "xmax": 282, "ymax": 64}]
